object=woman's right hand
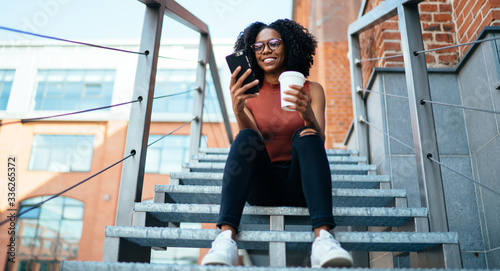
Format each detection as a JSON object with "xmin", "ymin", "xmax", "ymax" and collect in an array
[{"xmin": 230, "ymin": 66, "xmax": 259, "ymax": 114}]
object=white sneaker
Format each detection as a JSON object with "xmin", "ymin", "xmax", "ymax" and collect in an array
[
  {"xmin": 201, "ymin": 230, "xmax": 238, "ymax": 266},
  {"xmin": 311, "ymin": 229, "xmax": 353, "ymax": 268}
]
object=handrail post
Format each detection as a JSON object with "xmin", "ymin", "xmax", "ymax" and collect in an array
[
  {"xmin": 114, "ymin": 3, "xmax": 164, "ymax": 226},
  {"xmin": 189, "ymin": 33, "xmax": 208, "ymax": 160},
  {"xmin": 348, "ymin": 30, "xmax": 372, "ymax": 268},
  {"xmin": 348, "ymin": 34, "xmax": 370, "ymax": 161},
  {"xmin": 397, "ymin": 3, "xmax": 448, "ymax": 233}
]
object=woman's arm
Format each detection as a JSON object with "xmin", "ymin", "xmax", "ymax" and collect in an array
[
  {"xmin": 306, "ymin": 81, "xmax": 326, "ymax": 141},
  {"xmin": 284, "ymin": 81, "xmax": 326, "ymax": 141}
]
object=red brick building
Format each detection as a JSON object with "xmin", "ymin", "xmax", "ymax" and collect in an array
[{"xmin": 293, "ymin": 0, "xmax": 500, "ymax": 144}]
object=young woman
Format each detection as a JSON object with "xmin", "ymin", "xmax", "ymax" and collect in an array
[{"xmin": 201, "ymin": 19, "xmax": 353, "ymax": 268}]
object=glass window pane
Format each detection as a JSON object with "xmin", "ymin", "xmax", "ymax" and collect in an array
[
  {"xmin": 71, "ymin": 137, "xmax": 94, "ymax": 172},
  {"xmin": 16, "ymin": 196, "xmax": 84, "ymax": 263},
  {"xmin": 60, "ymin": 220, "xmax": 83, "ymax": 239},
  {"xmin": 47, "ymin": 70, "xmax": 66, "ymax": 81},
  {"xmin": 47, "ymin": 196, "xmax": 64, "ymax": 205},
  {"xmin": 145, "ymin": 148, "xmax": 161, "ymax": 173},
  {"xmin": 29, "ymin": 135, "xmax": 94, "ymax": 172},
  {"xmin": 145, "ymin": 135, "xmax": 191, "ymax": 174},
  {"xmin": 0, "ymin": 81, "xmax": 13, "ymax": 110},
  {"xmin": 64, "ymin": 82, "xmax": 83, "ymax": 98},
  {"xmin": 17, "ymin": 220, "xmax": 38, "ymax": 238},
  {"xmin": 40, "ymin": 98, "xmax": 61, "ymax": 110},
  {"xmin": 40, "ymin": 204, "xmax": 63, "ymax": 220},
  {"xmin": 45, "ymin": 82, "xmax": 64, "ymax": 96},
  {"xmin": 153, "ymin": 70, "xmax": 198, "ymax": 113},
  {"xmin": 49, "ymin": 147, "xmax": 71, "ymax": 172},
  {"xmin": 84, "ymin": 84, "xmax": 102, "ymax": 96},
  {"xmin": 66, "ymin": 70, "xmax": 83, "ymax": 82},
  {"xmin": 62, "ymin": 99, "xmax": 79, "ymax": 111},
  {"xmin": 84, "ymin": 70, "xmax": 103, "ymax": 82},
  {"xmin": 19, "ymin": 206, "xmax": 40, "ymax": 219},
  {"xmin": 34, "ymin": 70, "xmax": 114, "ymax": 111},
  {"xmin": 38, "ymin": 220, "xmax": 60, "ymax": 238},
  {"xmin": 29, "ymin": 147, "xmax": 51, "ymax": 171},
  {"xmin": 34, "ymin": 82, "xmax": 45, "ymax": 110},
  {"xmin": 63, "ymin": 206, "xmax": 84, "ymax": 220},
  {"xmin": 80, "ymin": 98, "xmax": 101, "ymax": 109}
]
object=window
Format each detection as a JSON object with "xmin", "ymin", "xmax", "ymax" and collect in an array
[
  {"xmin": 34, "ymin": 69, "xmax": 115, "ymax": 111},
  {"xmin": 145, "ymin": 135, "xmax": 206, "ymax": 174},
  {"xmin": 0, "ymin": 69, "xmax": 15, "ymax": 110},
  {"xmin": 153, "ymin": 69, "xmax": 221, "ymax": 114},
  {"xmin": 28, "ymin": 134, "xmax": 94, "ymax": 172},
  {"xmin": 15, "ymin": 196, "xmax": 84, "ymax": 269}
]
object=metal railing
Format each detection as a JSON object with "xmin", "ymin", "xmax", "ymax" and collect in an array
[
  {"xmin": 114, "ymin": 0, "xmax": 232, "ymax": 227},
  {"xmin": 0, "ymin": 0, "xmax": 231, "ymax": 228},
  {"xmin": 347, "ymin": 0, "xmax": 461, "ymax": 268}
]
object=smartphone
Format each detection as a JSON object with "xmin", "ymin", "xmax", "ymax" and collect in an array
[{"xmin": 225, "ymin": 50, "xmax": 260, "ymax": 94}]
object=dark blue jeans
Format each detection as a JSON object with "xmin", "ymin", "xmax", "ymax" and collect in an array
[{"xmin": 217, "ymin": 127, "xmax": 336, "ymax": 231}]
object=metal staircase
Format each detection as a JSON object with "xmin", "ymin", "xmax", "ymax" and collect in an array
[{"xmin": 61, "ymin": 147, "xmax": 463, "ymax": 270}]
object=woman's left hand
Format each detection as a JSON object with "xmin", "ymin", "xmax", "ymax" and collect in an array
[{"xmin": 283, "ymin": 84, "xmax": 315, "ymax": 123}]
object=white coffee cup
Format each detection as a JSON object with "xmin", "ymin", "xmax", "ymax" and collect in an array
[{"xmin": 278, "ymin": 71, "xmax": 305, "ymax": 111}]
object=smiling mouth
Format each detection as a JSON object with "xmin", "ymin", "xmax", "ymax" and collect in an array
[{"xmin": 262, "ymin": 57, "xmax": 276, "ymax": 64}]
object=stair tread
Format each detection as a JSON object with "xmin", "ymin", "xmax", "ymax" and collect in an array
[
  {"xmin": 170, "ymin": 171, "xmax": 389, "ymax": 181},
  {"xmin": 183, "ymin": 162, "xmax": 376, "ymax": 174},
  {"xmin": 135, "ymin": 203, "xmax": 427, "ymax": 227},
  {"xmin": 193, "ymin": 154, "xmax": 367, "ymax": 164},
  {"xmin": 156, "ymin": 185, "xmax": 405, "ymax": 196},
  {"xmin": 184, "ymin": 162, "xmax": 376, "ymax": 171},
  {"xmin": 156, "ymin": 185, "xmax": 405, "ymax": 207},
  {"xmin": 61, "ymin": 261, "xmax": 476, "ymax": 271},
  {"xmin": 199, "ymin": 148, "xmax": 359, "ymax": 156},
  {"xmin": 104, "ymin": 227, "xmax": 458, "ymax": 252},
  {"xmin": 169, "ymin": 172, "xmax": 389, "ymax": 188}
]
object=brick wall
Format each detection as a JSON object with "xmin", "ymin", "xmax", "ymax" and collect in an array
[
  {"xmin": 453, "ymin": 0, "xmax": 500, "ymax": 55},
  {"xmin": 291, "ymin": 0, "xmax": 500, "ymax": 147},
  {"xmin": 293, "ymin": 0, "xmax": 359, "ymax": 148},
  {"xmin": 360, "ymin": 0, "xmax": 458, "ymax": 86},
  {"xmin": 358, "ymin": 0, "xmax": 500, "ymax": 85}
]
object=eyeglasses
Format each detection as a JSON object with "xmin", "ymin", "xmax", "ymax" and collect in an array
[{"xmin": 250, "ymin": 38, "xmax": 282, "ymax": 54}]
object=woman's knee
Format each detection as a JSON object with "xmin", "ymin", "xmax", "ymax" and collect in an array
[
  {"xmin": 299, "ymin": 128, "xmax": 317, "ymax": 137},
  {"xmin": 230, "ymin": 129, "xmax": 266, "ymax": 161},
  {"xmin": 292, "ymin": 127, "xmax": 319, "ymax": 141},
  {"xmin": 235, "ymin": 128, "xmax": 261, "ymax": 141}
]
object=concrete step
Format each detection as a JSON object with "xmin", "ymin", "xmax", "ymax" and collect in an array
[
  {"xmin": 169, "ymin": 172, "xmax": 390, "ymax": 189},
  {"xmin": 134, "ymin": 203, "xmax": 427, "ymax": 227},
  {"xmin": 61, "ymin": 261, "xmax": 475, "ymax": 271},
  {"xmin": 199, "ymin": 148, "xmax": 359, "ymax": 156},
  {"xmin": 192, "ymin": 154, "xmax": 367, "ymax": 164},
  {"xmin": 183, "ymin": 162, "xmax": 376, "ymax": 175},
  {"xmin": 104, "ymin": 227, "xmax": 458, "ymax": 252},
  {"xmin": 155, "ymin": 185, "xmax": 405, "ymax": 207}
]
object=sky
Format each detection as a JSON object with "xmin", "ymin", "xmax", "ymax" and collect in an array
[{"xmin": 0, "ymin": 0, "xmax": 293, "ymax": 42}]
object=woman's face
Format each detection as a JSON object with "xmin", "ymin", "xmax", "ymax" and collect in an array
[{"xmin": 254, "ymin": 28, "xmax": 286, "ymax": 76}]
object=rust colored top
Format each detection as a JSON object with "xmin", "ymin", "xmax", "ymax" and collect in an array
[{"xmin": 247, "ymin": 80, "xmax": 310, "ymax": 162}]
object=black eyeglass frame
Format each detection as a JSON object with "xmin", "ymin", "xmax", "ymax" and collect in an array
[{"xmin": 250, "ymin": 38, "xmax": 282, "ymax": 54}]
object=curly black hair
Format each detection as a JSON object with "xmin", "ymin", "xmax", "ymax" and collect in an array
[{"xmin": 234, "ymin": 19, "xmax": 317, "ymax": 85}]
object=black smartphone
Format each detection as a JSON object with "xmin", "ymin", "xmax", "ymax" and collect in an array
[{"xmin": 225, "ymin": 50, "xmax": 260, "ymax": 94}]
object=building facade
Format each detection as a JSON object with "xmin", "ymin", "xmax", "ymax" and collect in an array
[{"xmin": 0, "ymin": 38, "xmax": 235, "ymax": 270}]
